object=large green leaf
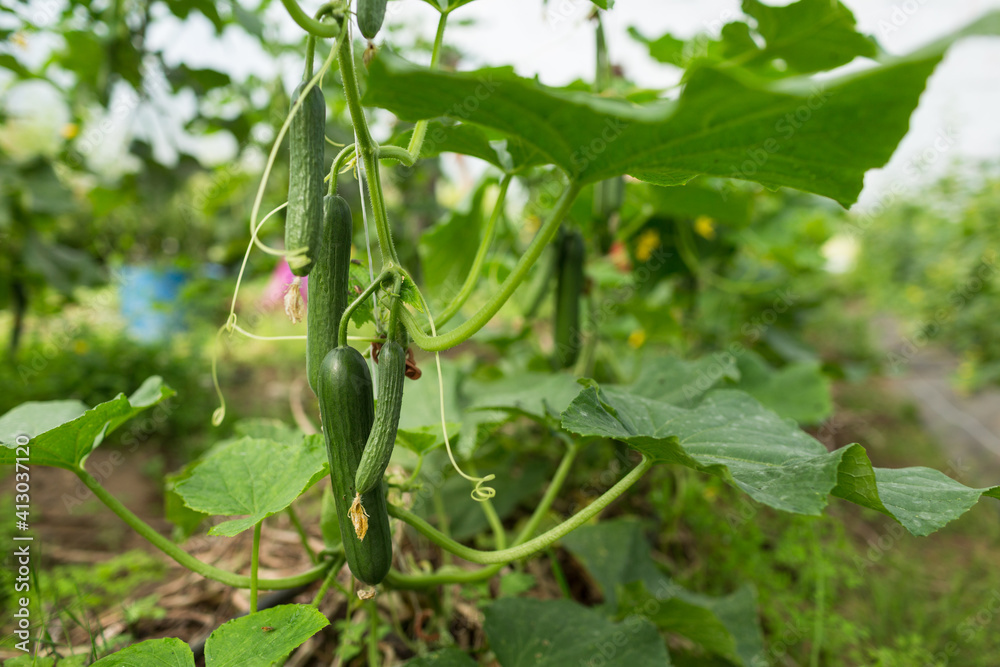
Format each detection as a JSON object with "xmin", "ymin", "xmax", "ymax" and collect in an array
[
  {"xmin": 204, "ymin": 604, "xmax": 329, "ymax": 667},
  {"xmin": 562, "ymin": 519, "xmax": 763, "ymax": 665},
  {"xmin": 732, "ymin": 351, "xmax": 832, "ymax": 424},
  {"xmin": 391, "ymin": 122, "xmax": 543, "ymax": 173},
  {"xmin": 90, "ymin": 637, "xmax": 194, "ymax": 667},
  {"xmin": 0, "ymin": 377, "xmax": 174, "ymax": 469},
  {"xmin": 560, "ymin": 383, "xmax": 1000, "ymax": 535},
  {"xmin": 484, "ymin": 597, "xmax": 671, "ymax": 666},
  {"xmin": 419, "ymin": 179, "xmax": 494, "ymax": 305},
  {"xmin": 174, "ymin": 435, "xmax": 328, "ymax": 536},
  {"xmin": 364, "ymin": 15, "xmax": 1000, "ymax": 205}
]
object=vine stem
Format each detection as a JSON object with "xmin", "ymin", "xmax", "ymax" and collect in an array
[
  {"xmin": 310, "ymin": 555, "xmax": 346, "ymax": 606},
  {"xmin": 435, "ymin": 174, "xmax": 512, "ymax": 327},
  {"xmin": 280, "ymin": 0, "xmax": 341, "ymax": 37},
  {"xmin": 339, "ymin": 269, "xmax": 391, "ymax": 347},
  {"xmin": 75, "ymin": 469, "xmax": 332, "ymax": 589},
  {"xmin": 337, "ymin": 24, "xmax": 399, "ymax": 266},
  {"xmin": 387, "ymin": 454, "xmax": 651, "ymax": 565},
  {"xmin": 401, "ymin": 181, "xmax": 581, "ymax": 351},
  {"xmin": 250, "ymin": 522, "xmax": 262, "ymax": 612},
  {"xmin": 403, "ymin": 11, "xmax": 449, "ymax": 160},
  {"xmin": 384, "ymin": 439, "xmax": 581, "ymax": 588}
]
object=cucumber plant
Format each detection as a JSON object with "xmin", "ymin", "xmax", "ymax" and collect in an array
[{"xmin": 4, "ymin": 1, "xmax": 1000, "ymax": 665}]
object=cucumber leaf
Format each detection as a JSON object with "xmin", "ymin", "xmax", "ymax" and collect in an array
[
  {"xmin": 204, "ymin": 604, "xmax": 329, "ymax": 667},
  {"xmin": 560, "ymin": 383, "xmax": 1000, "ymax": 536},
  {"xmin": 0, "ymin": 376, "xmax": 174, "ymax": 469},
  {"xmin": 173, "ymin": 435, "xmax": 328, "ymax": 536}
]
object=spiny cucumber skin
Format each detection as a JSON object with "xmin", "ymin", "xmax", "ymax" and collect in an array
[
  {"xmin": 553, "ymin": 229, "xmax": 585, "ymax": 369},
  {"xmin": 354, "ymin": 339, "xmax": 405, "ymax": 495},
  {"xmin": 317, "ymin": 346, "xmax": 392, "ymax": 586},
  {"xmin": 357, "ymin": 0, "xmax": 387, "ymax": 40},
  {"xmin": 307, "ymin": 195, "xmax": 353, "ymax": 396},
  {"xmin": 286, "ymin": 83, "xmax": 326, "ymax": 277}
]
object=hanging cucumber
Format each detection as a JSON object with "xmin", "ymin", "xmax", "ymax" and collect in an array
[
  {"xmin": 553, "ymin": 229, "xmax": 585, "ymax": 369},
  {"xmin": 357, "ymin": 0, "xmax": 387, "ymax": 40},
  {"xmin": 317, "ymin": 346, "xmax": 393, "ymax": 586},
  {"xmin": 285, "ymin": 82, "xmax": 326, "ymax": 277},
  {"xmin": 354, "ymin": 338, "xmax": 405, "ymax": 496},
  {"xmin": 307, "ymin": 194, "xmax": 353, "ymax": 395}
]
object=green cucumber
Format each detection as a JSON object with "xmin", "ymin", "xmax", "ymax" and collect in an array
[
  {"xmin": 553, "ymin": 229, "xmax": 585, "ymax": 369},
  {"xmin": 357, "ymin": 0, "xmax": 387, "ymax": 40},
  {"xmin": 307, "ymin": 194, "xmax": 353, "ymax": 395},
  {"xmin": 317, "ymin": 346, "xmax": 392, "ymax": 586},
  {"xmin": 354, "ymin": 339, "xmax": 405, "ymax": 495},
  {"xmin": 286, "ymin": 82, "xmax": 326, "ymax": 277}
]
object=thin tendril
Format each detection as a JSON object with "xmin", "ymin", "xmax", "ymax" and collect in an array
[
  {"xmin": 230, "ymin": 202, "xmax": 289, "ymax": 317},
  {"xmin": 413, "ymin": 277, "xmax": 496, "ymax": 501},
  {"xmin": 232, "ymin": 324, "xmax": 308, "ymax": 341}
]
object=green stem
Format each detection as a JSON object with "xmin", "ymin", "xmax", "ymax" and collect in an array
[
  {"xmin": 337, "ymin": 31, "xmax": 399, "ymax": 265},
  {"xmin": 404, "ymin": 11, "xmax": 449, "ymax": 160},
  {"xmin": 376, "ymin": 145, "xmax": 415, "ymax": 166},
  {"xmin": 311, "ymin": 555, "xmax": 346, "ymax": 606},
  {"xmin": 304, "ymin": 36, "xmax": 316, "ymax": 80},
  {"xmin": 329, "ymin": 144, "xmax": 356, "ymax": 195},
  {"xmin": 280, "ymin": 0, "xmax": 342, "ymax": 37},
  {"xmin": 287, "ymin": 505, "xmax": 318, "ymax": 564},
  {"xmin": 367, "ymin": 600, "xmax": 380, "ymax": 665},
  {"xmin": 436, "ymin": 175, "xmax": 512, "ymax": 327},
  {"xmin": 386, "ymin": 274, "xmax": 403, "ymax": 342},
  {"xmin": 250, "ymin": 522, "xmax": 262, "ymax": 612},
  {"xmin": 339, "ymin": 269, "xmax": 391, "ymax": 347},
  {"xmin": 401, "ymin": 181, "xmax": 581, "ymax": 351},
  {"xmin": 76, "ymin": 470, "xmax": 331, "ymax": 589},
  {"xmin": 481, "ymin": 498, "xmax": 507, "ymax": 550},
  {"xmin": 384, "ymin": 440, "xmax": 580, "ymax": 589},
  {"xmin": 388, "ymin": 454, "xmax": 650, "ymax": 565}
]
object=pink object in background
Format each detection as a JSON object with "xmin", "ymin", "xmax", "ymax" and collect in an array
[{"xmin": 261, "ymin": 259, "xmax": 308, "ymax": 310}]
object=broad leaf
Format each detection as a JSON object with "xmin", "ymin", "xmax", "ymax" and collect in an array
[
  {"xmin": 484, "ymin": 597, "xmax": 671, "ymax": 666},
  {"xmin": 90, "ymin": 637, "xmax": 194, "ymax": 667},
  {"xmin": 466, "ymin": 372, "xmax": 583, "ymax": 422},
  {"xmin": 174, "ymin": 435, "xmax": 328, "ymax": 536},
  {"xmin": 419, "ymin": 179, "xmax": 495, "ymax": 305},
  {"xmin": 561, "ymin": 384, "xmax": 1000, "ymax": 535},
  {"xmin": 204, "ymin": 604, "xmax": 329, "ymax": 667},
  {"xmin": 0, "ymin": 377, "xmax": 174, "ymax": 469},
  {"xmin": 402, "ymin": 648, "xmax": 478, "ymax": 666},
  {"xmin": 732, "ymin": 351, "xmax": 832, "ymax": 424},
  {"xmin": 625, "ymin": 353, "xmax": 740, "ymax": 407},
  {"xmin": 562, "ymin": 519, "xmax": 763, "ymax": 665},
  {"xmin": 364, "ymin": 16, "xmax": 1000, "ymax": 205}
]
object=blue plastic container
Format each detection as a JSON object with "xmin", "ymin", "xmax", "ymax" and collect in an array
[{"xmin": 118, "ymin": 265, "xmax": 189, "ymax": 343}]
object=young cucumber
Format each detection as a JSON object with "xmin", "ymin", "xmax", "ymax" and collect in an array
[
  {"xmin": 357, "ymin": 0, "xmax": 387, "ymax": 40},
  {"xmin": 307, "ymin": 195, "xmax": 353, "ymax": 395},
  {"xmin": 354, "ymin": 339, "xmax": 405, "ymax": 495},
  {"xmin": 553, "ymin": 229, "xmax": 585, "ymax": 369},
  {"xmin": 317, "ymin": 346, "xmax": 392, "ymax": 586},
  {"xmin": 285, "ymin": 82, "xmax": 326, "ymax": 277}
]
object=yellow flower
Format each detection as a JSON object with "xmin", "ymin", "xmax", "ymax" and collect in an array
[
  {"xmin": 61, "ymin": 123, "xmax": 79, "ymax": 140},
  {"xmin": 627, "ymin": 329, "xmax": 646, "ymax": 349},
  {"xmin": 74, "ymin": 340, "xmax": 88, "ymax": 355},
  {"xmin": 635, "ymin": 229, "xmax": 661, "ymax": 262},
  {"xmin": 694, "ymin": 215, "xmax": 716, "ymax": 240},
  {"xmin": 12, "ymin": 32, "xmax": 27, "ymax": 49}
]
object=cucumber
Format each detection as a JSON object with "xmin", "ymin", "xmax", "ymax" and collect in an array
[
  {"xmin": 317, "ymin": 346, "xmax": 393, "ymax": 586},
  {"xmin": 354, "ymin": 339, "xmax": 405, "ymax": 495},
  {"xmin": 286, "ymin": 82, "xmax": 326, "ymax": 277},
  {"xmin": 553, "ymin": 229, "xmax": 585, "ymax": 369},
  {"xmin": 307, "ymin": 194, "xmax": 353, "ymax": 395},
  {"xmin": 357, "ymin": 0, "xmax": 387, "ymax": 40}
]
